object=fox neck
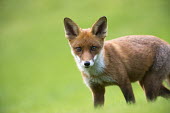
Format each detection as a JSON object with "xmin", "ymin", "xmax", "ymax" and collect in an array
[{"xmin": 71, "ymin": 49, "xmax": 105, "ymax": 76}]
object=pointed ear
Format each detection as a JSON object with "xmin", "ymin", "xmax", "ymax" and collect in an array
[
  {"xmin": 64, "ymin": 17, "xmax": 80, "ymax": 40},
  {"xmin": 91, "ymin": 16, "xmax": 107, "ymax": 38}
]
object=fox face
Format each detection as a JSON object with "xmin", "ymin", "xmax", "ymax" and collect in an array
[
  {"xmin": 64, "ymin": 17, "xmax": 107, "ymax": 69},
  {"xmin": 69, "ymin": 30, "xmax": 104, "ymax": 68}
]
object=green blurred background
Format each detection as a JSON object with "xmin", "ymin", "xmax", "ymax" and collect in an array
[{"xmin": 0, "ymin": 0, "xmax": 170, "ymax": 113}]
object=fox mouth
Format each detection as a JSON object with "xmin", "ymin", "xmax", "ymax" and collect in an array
[{"xmin": 85, "ymin": 66, "xmax": 90, "ymax": 68}]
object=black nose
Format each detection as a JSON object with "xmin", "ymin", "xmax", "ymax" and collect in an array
[{"xmin": 84, "ymin": 61, "xmax": 90, "ymax": 67}]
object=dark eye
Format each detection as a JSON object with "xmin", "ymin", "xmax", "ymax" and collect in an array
[
  {"xmin": 75, "ymin": 47, "xmax": 82, "ymax": 52},
  {"xmin": 91, "ymin": 46, "xmax": 97, "ymax": 51}
]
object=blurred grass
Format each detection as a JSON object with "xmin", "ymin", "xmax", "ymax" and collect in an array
[{"xmin": 0, "ymin": 0, "xmax": 170, "ymax": 113}]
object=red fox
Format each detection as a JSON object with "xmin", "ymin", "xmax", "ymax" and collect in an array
[{"xmin": 64, "ymin": 16, "xmax": 170, "ymax": 107}]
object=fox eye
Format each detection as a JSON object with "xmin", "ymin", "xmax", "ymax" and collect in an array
[
  {"xmin": 91, "ymin": 46, "xmax": 97, "ymax": 51},
  {"xmin": 75, "ymin": 47, "xmax": 82, "ymax": 52}
]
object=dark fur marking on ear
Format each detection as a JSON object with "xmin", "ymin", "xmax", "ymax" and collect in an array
[
  {"xmin": 95, "ymin": 21, "xmax": 107, "ymax": 36},
  {"xmin": 65, "ymin": 22, "xmax": 77, "ymax": 36}
]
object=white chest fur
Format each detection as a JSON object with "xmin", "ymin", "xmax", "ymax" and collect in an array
[{"xmin": 83, "ymin": 75, "xmax": 117, "ymax": 87}]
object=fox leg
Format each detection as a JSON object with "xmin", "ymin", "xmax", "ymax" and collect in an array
[
  {"xmin": 159, "ymin": 85, "xmax": 170, "ymax": 98},
  {"xmin": 119, "ymin": 79, "xmax": 136, "ymax": 103},
  {"xmin": 90, "ymin": 85, "xmax": 105, "ymax": 108},
  {"xmin": 139, "ymin": 72, "xmax": 162, "ymax": 101}
]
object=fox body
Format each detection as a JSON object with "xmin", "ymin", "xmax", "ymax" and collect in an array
[{"xmin": 64, "ymin": 16, "xmax": 170, "ymax": 107}]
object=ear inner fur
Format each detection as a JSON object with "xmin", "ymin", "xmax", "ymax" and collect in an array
[
  {"xmin": 64, "ymin": 18, "xmax": 80, "ymax": 39},
  {"xmin": 91, "ymin": 16, "xmax": 107, "ymax": 38}
]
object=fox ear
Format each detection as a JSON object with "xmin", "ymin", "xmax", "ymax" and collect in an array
[
  {"xmin": 64, "ymin": 18, "xmax": 80, "ymax": 39},
  {"xmin": 91, "ymin": 16, "xmax": 107, "ymax": 38}
]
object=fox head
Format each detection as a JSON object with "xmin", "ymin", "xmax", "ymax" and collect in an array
[{"xmin": 64, "ymin": 16, "xmax": 107, "ymax": 69}]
